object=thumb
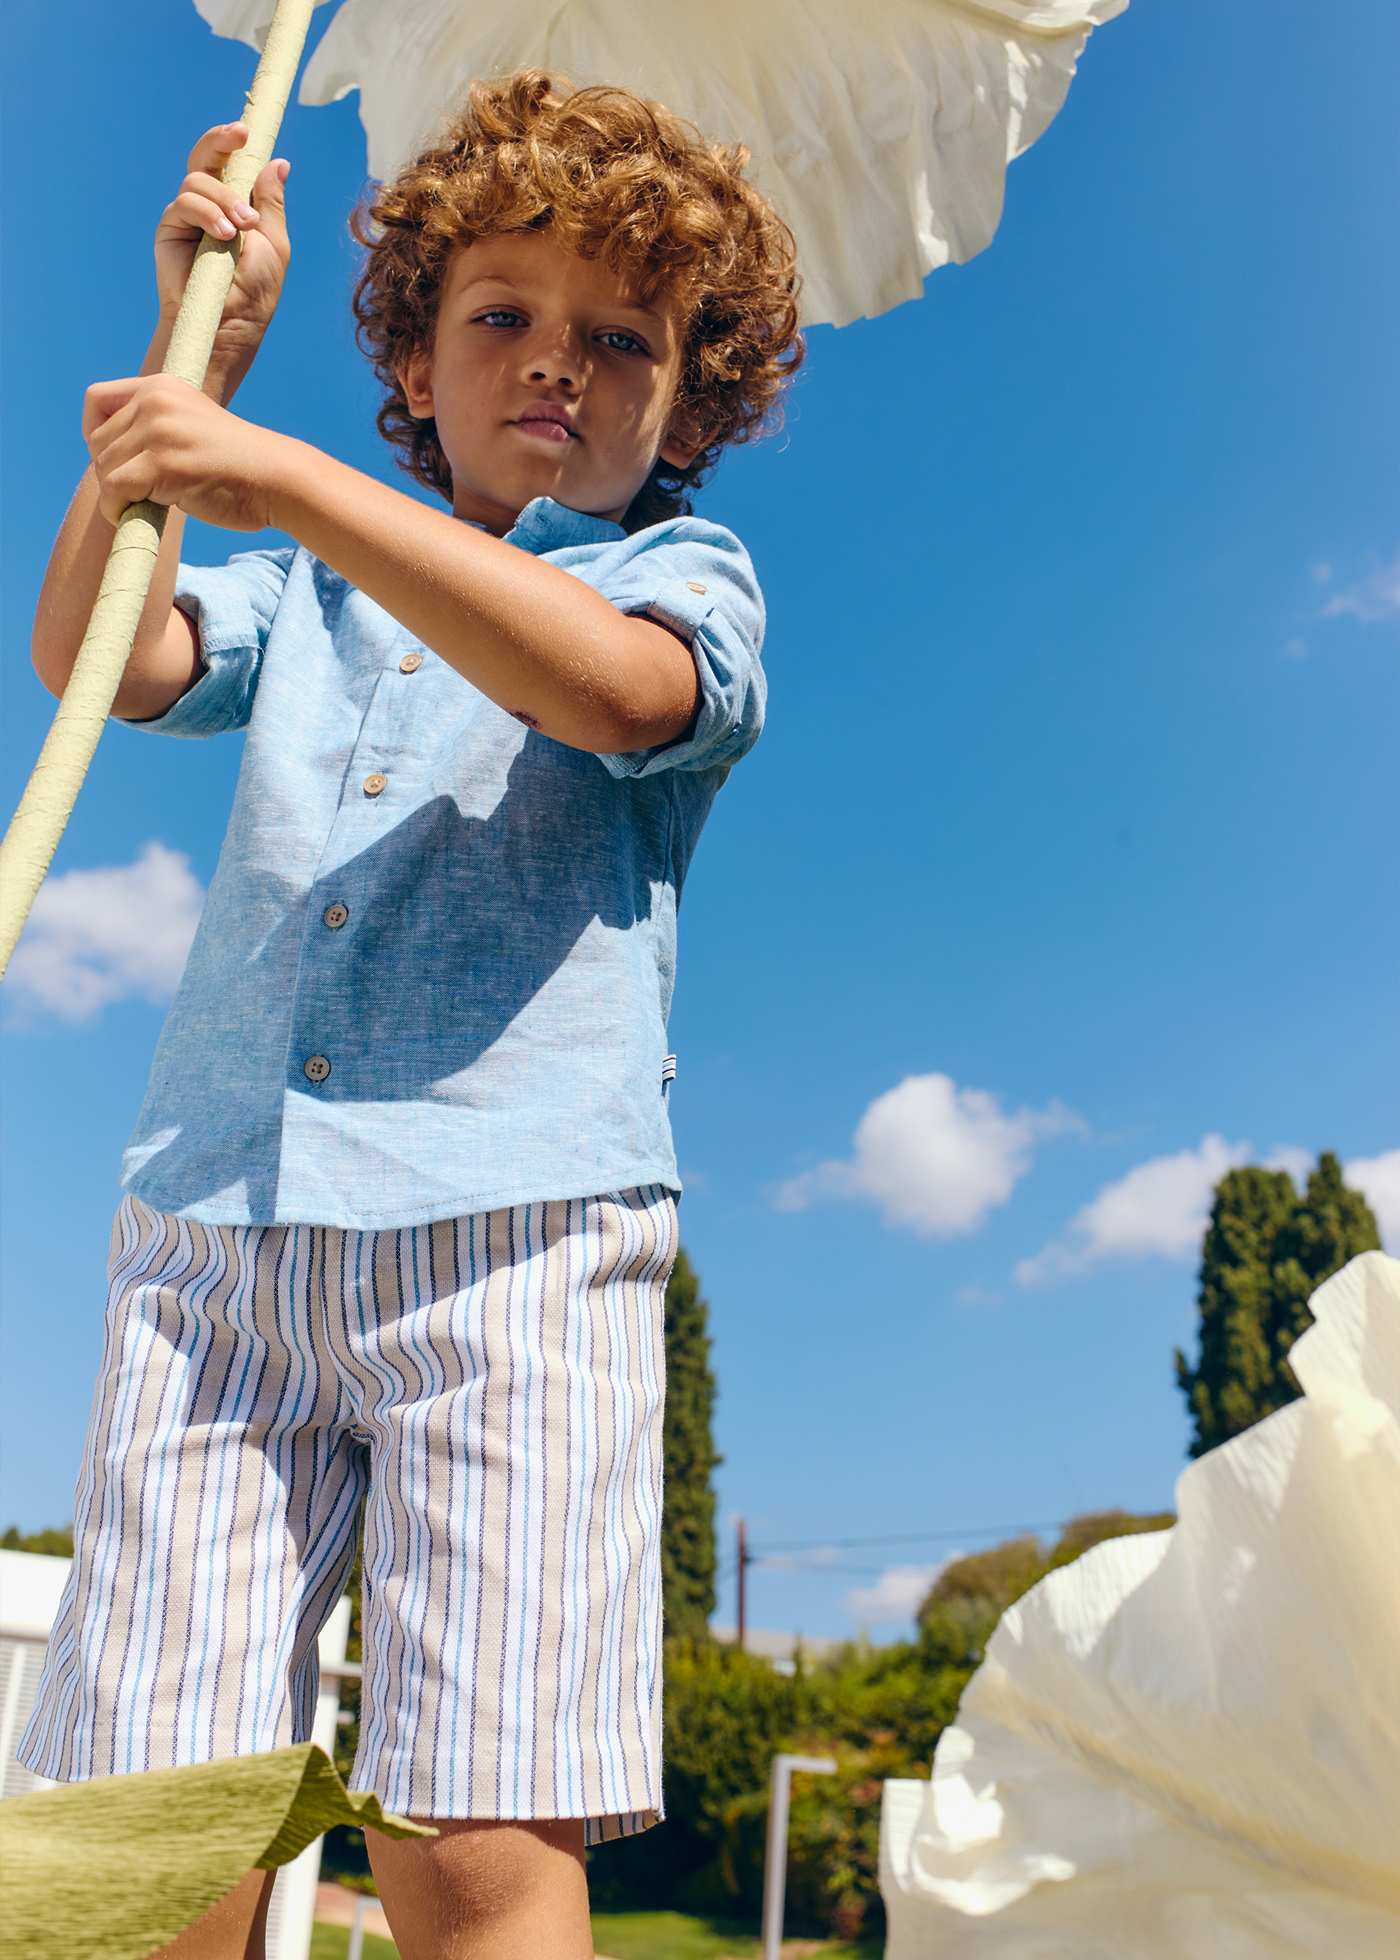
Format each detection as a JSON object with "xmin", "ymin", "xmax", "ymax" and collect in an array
[{"xmin": 251, "ymin": 157, "xmax": 292, "ymax": 248}]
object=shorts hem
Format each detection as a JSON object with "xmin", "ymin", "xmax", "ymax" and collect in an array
[{"xmin": 347, "ymin": 1756, "xmax": 664, "ymax": 1845}]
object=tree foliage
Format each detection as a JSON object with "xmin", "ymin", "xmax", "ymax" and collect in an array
[
  {"xmin": 1, "ymin": 1524, "xmax": 75, "ymax": 1556},
  {"xmin": 915, "ymin": 1511, "xmax": 1173, "ymax": 1673},
  {"xmin": 1175, "ymin": 1152, "xmax": 1379, "ymax": 1456},
  {"xmin": 661, "ymin": 1246, "xmax": 721, "ymax": 1640}
]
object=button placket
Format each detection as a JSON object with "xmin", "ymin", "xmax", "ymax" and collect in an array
[
  {"xmin": 339, "ymin": 639, "xmax": 418, "ymax": 818},
  {"xmin": 291, "ymin": 650, "xmax": 405, "ymax": 1103}
]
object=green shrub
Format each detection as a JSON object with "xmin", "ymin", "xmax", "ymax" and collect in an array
[{"xmin": 588, "ymin": 1634, "xmax": 808, "ymax": 1910}]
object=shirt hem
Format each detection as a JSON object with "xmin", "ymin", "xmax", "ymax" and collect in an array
[{"xmin": 120, "ymin": 1160, "xmax": 684, "ymax": 1232}]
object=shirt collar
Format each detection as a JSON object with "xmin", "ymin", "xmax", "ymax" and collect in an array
[{"xmin": 503, "ymin": 496, "xmax": 628, "ymax": 554}]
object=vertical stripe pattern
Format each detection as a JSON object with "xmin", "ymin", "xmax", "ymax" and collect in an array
[{"xmin": 16, "ymin": 1184, "xmax": 678, "ymax": 1846}]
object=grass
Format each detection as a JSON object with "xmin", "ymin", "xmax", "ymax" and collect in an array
[
  {"xmin": 593, "ymin": 1910, "xmax": 760, "ymax": 1958},
  {"xmin": 310, "ymin": 1927, "xmax": 400, "ymax": 1960},
  {"xmin": 592, "ymin": 1909, "xmax": 882, "ymax": 1958},
  {"xmin": 310, "ymin": 1910, "xmax": 884, "ymax": 1960}
]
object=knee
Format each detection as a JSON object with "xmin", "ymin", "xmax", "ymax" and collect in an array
[{"xmin": 394, "ymin": 1814, "xmax": 585, "ymax": 1913}]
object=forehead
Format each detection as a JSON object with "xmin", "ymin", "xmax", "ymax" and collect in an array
[{"xmin": 443, "ymin": 230, "xmax": 670, "ymax": 324}]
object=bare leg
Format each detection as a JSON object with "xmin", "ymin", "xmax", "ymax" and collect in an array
[
  {"xmin": 147, "ymin": 1867, "xmax": 278, "ymax": 1960},
  {"xmin": 368, "ymin": 1814, "xmax": 593, "ymax": 1960}
]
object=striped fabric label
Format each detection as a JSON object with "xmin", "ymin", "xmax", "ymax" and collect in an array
[{"xmin": 16, "ymin": 1184, "xmax": 679, "ymax": 1847}]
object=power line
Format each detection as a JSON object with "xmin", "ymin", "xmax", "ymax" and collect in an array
[
  {"xmin": 752, "ymin": 1560, "xmax": 923, "ymax": 1577},
  {"xmin": 751, "ymin": 1518, "xmax": 1072, "ymax": 1556}
]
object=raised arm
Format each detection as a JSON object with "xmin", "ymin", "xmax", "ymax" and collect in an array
[
  {"xmin": 31, "ymin": 122, "xmax": 290, "ymax": 722},
  {"xmin": 32, "ymin": 320, "xmax": 202, "ymax": 722}
]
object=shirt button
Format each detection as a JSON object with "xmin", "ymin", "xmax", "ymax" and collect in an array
[
  {"xmin": 363, "ymin": 772, "xmax": 388, "ymax": 797},
  {"xmin": 303, "ymin": 1054, "xmax": 331, "ymax": 1084},
  {"xmin": 686, "ymin": 580, "xmax": 707, "ymax": 594},
  {"xmin": 399, "ymin": 651, "xmax": 424, "ymax": 674},
  {"xmin": 322, "ymin": 902, "xmax": 349, "ymax": 930}
]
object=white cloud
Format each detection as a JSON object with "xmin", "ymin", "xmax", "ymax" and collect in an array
[
  {"xmin": 1346, "ymin": 1150, "xmax": 1400, "ymax": 1252},
  {"xmin": 1288, "ymin": 546, "xmax": 1400, "ymax": 656},
  {"xmin": 844, "ymin": 1562, "xmax": 949, "ymax": 1628},
  {"xmin": 1317, "ymin": 546, "xmax": 1400, "ymax": 626},
  {"xmin": 771, "ymin": 1073, "xmax": 1080, "ymax": 1239},
  {"xmin": 1016, "ymin": 1133, "xmax": 1252, "ymax": 1286},
  {"xmin": 1019, "ymin": 1139, "xmax": 1400, "ymax": 1284},
  {"xmin": 6, "ymin": 843, "xmax": 205, "ymax": 1024},
  {"xmin": 1264, "ymin": 1143, "xmax": 1313, "ymax": 1186}
]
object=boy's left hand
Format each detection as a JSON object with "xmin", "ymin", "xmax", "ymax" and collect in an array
[{"xmin": 84, "ymin": 374, "xmax": 289, "ymax": 533}]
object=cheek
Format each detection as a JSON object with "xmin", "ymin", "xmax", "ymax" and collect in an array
[
  {"xmin": 433, "ymin": 348, "xmax": 510, "ymax": 420},
  {"xmin": 614, "ymin": 376, "xmax": 675, "ymax": 440}
]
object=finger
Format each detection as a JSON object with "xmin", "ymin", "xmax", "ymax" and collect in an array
[
  {"xmin": 89, "ymin": 414, "xmax": 157, "ymax": 518},
  {"xmin": 186, "ymin": 121, "xmax": 248, "ymax": 177},
  {"xmin": 164, "ymin": 189, "xmax": 245, "ymax": 243},
  {"xmin": 89, "ymin": 419, "xmax": 145, "ymax": 483},
  {"xmin": 96, "ymin": 456, "xmax": 157, "ymax": 526},
  {"xmin": 179, "ymin": 169, "xmax": 263, "ymax": 233},
  {"xmin": 82, "ymin": 378, "xmax": 143, "ymax": 444}
]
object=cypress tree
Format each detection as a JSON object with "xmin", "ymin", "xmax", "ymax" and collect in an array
[
  {"xmin": 1175, "ymin": 1167, "xmax": 1293, "ymax": 1457},
  {"xmin": 1267, "ymin": 1151, "xmax": 1381, "ymax": 1394},
  {"xmin": 661, "ymin": 1245, "xmax": 721, "ymax": 1640},
  {"xmin": 1175, "ymin": 1154, "xmax": 1380, "ymax": 1456}
]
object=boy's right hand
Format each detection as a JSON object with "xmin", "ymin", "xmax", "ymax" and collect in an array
[{"xmin": 155, "ymin": 123, "xmax": 291, "ymax": 370}]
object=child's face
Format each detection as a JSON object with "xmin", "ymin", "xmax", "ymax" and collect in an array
[{"xmin": 398, "ymin": 229, "xmax": 704, "ymax": 535}]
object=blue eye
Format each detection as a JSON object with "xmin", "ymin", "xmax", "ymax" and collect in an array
[{"xmin": 473, "ymin": 311, "xmax": 647, "ymax": 355}]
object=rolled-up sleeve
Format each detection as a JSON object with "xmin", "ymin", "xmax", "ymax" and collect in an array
[
  {"xmin": 591, "ymin": 520, "xmax": 766, "ymax": 778},
  {"xmin": 124, "ymin": 545, "xmax": 295, "ymax": 738}
]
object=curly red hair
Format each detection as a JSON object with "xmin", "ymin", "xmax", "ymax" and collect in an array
[{"xmin": 348, "ymin": 69, "xmax": 804, "ymax": 530}]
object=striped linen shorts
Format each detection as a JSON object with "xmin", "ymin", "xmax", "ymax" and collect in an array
[{"xmin": 17, "ymin": 1183, "xmax": 678, "ymax": 1845}]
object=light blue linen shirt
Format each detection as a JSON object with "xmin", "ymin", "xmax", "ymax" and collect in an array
[{"xmin": 120, "ymin": 494, "xmax": 765, "ymax": 1228}]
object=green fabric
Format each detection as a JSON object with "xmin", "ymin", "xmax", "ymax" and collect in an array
[{"xmin": 0, "ymin": 1742, "xmax": 435, "ymax": 1960}]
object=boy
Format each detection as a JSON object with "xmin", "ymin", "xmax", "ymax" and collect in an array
[{"xmin": 18, "ymin": 69, "xmax": 802, "ymax": 1960}]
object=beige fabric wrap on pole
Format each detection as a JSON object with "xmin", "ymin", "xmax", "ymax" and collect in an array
[{"xmin": 0, "ymin": 0, "xmax": 316, "ymax": 979}]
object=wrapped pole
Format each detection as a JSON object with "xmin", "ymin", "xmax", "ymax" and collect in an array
[{"xmin": 0, "ymin": 0, "xmax": 316, "ymax": 978}]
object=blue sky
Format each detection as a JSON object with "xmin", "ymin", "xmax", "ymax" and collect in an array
[{"xmin": 3, "ymin": 0, "xmax": 1396, "ymax": 1645}]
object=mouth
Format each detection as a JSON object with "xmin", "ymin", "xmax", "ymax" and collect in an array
[{"xmin": 511, "ymin": 416, "xmax": 578, "ymax": 446}]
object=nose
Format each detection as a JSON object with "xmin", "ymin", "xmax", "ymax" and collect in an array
[{"xmin": 523, "ymin": 321, "xmax": 584, "ymax": 392}]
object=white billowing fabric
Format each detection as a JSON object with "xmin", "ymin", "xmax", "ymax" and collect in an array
[
  {"xmin": 879, "ymin": 1249, "xmax": 1400, "ymax": 1957},
  {"xmin": 192, "ymin": 0, "xmax": 1126, "ymax": 328}
]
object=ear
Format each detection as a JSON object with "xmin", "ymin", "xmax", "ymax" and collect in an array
[
  {"xmin": 397, "ymin": 346, "xmax": 435, "ymax": 420},
  {"xmin": 658, "ymin": 402, "xmax": 711, "ymax": 472}
]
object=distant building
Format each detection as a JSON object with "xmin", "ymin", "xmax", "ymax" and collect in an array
[{"xmin": 708, "ymin": 1624, "xmax": 845, "ymax": 1674}]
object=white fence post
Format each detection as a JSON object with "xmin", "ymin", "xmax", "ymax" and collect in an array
[{"xmin": 761, "ymin": 1752, "xmax": 837, "ymax": 1960}]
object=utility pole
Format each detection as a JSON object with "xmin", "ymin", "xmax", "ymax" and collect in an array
[{"xmin": 736, "ymin": 1517, "xmax": 749, "ymax": 1651}]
